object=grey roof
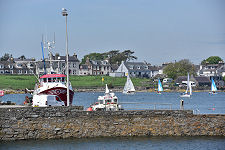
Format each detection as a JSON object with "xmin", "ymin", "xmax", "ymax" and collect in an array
[
  {"xmin": 175, "ymin": 76, "xmax": 210, "ymax": 84},
  {"xmin": 175, "ymin": 76, "xmax": 187, "ymax": 83},
  {"xmin": 218, "ymin": 65, "xmax": 225, "ymax": 72},
  {"xmin": 124, "ymin": 62, "xmax": 149, "ymax": 72},
  {"xmin": 14, "ymin": 58, "xmax": 35, "ymax": 62},
  {"xmin": 148, "ymin": 66, "xmax": 160, "ymax": 71},
  {"xmin": 194, "ymin": 76, "xmax": 211, "ymax": 83},
  {"xmin": 111, "ymin": 64, "xmax": 119, "ymax": 71}
]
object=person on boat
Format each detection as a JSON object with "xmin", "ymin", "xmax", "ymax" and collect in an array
[{"xmin": 24, "ymin": 96, "xmax": 33, "ymax": 105}]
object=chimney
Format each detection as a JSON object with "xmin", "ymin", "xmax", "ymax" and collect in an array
[{"xmin": 73, "ymin": 53, "xmax": 77, "ymax": 58}]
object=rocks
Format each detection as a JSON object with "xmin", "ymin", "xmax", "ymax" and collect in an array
[{"xmin": 0, "ymin": 107, "xmax": 224, "ymax": 140}]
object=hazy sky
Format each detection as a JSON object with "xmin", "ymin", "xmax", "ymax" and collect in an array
[{"xmin": 0, "ymin": 0, "xmax": 225, "ymax": 65}]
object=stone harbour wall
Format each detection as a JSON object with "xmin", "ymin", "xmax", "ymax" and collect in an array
[{"xmin": 0, "ymin": 106, "xmax": 224, "ymax": 140}]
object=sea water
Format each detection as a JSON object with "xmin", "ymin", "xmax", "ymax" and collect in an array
[
  {"xmin": 0, "ymin": 136, "xmax": 225, "ymax": 150},
  {"xmin": 2, "ymin": 92, "xmax": 225, "ymax": 114},
  {"xmin": 1, "ymin": 92, "xmax": 225, "ymax": 149}
]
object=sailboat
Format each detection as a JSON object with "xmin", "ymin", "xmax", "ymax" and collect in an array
[
  {"xmin": 157, "ymin": 79, "xmax": 163, "ymax": 94},
  {"xmin": 180, "ymin": 73, "xmax": 192, "ymax": 98},
  {"xmin": 209, "ymin": 78, "xmax": 217, "ymax": 94},
  {"xmin": 123, "ymin": 74, "xmax": 135, "ymax": 94}
]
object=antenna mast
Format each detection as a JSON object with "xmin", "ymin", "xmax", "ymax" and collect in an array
[{"xmin": 43, "ymin": 34, "xmax": 56, "ymax": 74}]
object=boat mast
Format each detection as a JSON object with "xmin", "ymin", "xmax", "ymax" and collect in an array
[
  {"xmin": 43, "ymin": 34, "xmax": 55, "ymax": 74},
  {"xmin": 62, "ymin": 8, "xmax": 70, "ymax": 106}
]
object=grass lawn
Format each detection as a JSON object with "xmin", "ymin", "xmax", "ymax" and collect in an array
[
  {"xmin": 0, "ymin": 75, "xmax": 150, "ymax": 90},
  {"xmin": 0, "ymin": 75, "xmax": 36, "ymax": 90}
]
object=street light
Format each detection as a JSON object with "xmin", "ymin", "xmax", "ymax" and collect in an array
[{"xmin": 61, "ymin": 8, "xmax": 70, "ymax": 106}]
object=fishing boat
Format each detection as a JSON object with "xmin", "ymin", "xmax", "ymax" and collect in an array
[
  {"xmin": 123, "ymin": 74, "xmax": 135, "ymax": 94},
  {"xmin": 87, "ymin": 84, "xmax": 123, "ymax": 111},
  {"xmin": 209, "ymin": 78, "xmax": 217, "ymax": 94},
  {"xmin": 33, "ymin": 74, "xmax": 74, "ymax": 106},
  {"xmin": 180, "ymin": 73, "xmax": 192, "ymax": 98},
  {"xmin": 32, "ymin": 33, "xmax": 74, "ymax": 106},
  {"xmin": 157, "ymin": 79, "xmax": 163, "ymax": 94}
]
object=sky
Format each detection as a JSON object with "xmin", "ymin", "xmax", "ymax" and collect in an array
[{"xmin": 0, "ymin": 0, "xmax": 225, "ymax": 65}]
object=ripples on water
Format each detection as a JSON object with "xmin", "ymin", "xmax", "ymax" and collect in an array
[
  {"xmin": 1, "ymin": 92, "xmax": 225, "ymax": 149},
  {"xmin": 0, "ymin": 136, "xmax": 225, "ymax": 150},
  {"xmin": 2, "ymin": 92, "xmax": 225, "ymax": 114}
]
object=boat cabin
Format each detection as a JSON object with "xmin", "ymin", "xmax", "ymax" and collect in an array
[
  {"xmin": 98, "ymin": 97, "xmax": 118, "ymax": 105},
  {"xmin": 40, "ymin": 74, "xmax": 66, "ymax": 83}
]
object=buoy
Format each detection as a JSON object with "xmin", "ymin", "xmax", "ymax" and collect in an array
[{"xmin": 87, "ymin": 107, "xmax": 93, "ymax": 111}]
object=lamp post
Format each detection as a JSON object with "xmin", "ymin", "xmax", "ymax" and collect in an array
[{"xmin": 61, "ymin": 8, "xmax": 70, "ymax": 106}]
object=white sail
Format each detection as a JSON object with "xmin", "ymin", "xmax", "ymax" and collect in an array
[
  {"xmin": 123, "ymin": 74, "xmax": 135, "ymax": 94},
  {"xmin": 189, "ymin": 82, "xmax": 192, "ymax": 95},
  {"xmin": 211, "ymin": 78, "xmax": 217, "ymax": 92},
  {"xmin": 180, "ymin": 73, "xmax": 192, "ymax": 98},
  {"xmin": 158, "ymin": 79, "xmax": 163, "ymax": 92},
  {"xmin": 105, "ymin": 84, "xmax": 109, "ymax": 94}
]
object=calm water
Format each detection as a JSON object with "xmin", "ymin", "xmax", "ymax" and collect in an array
[
  {"xmin": 0, "ymin": 136, "xmax": 225, "ymax": 150},
  {"xmin": 2, "ymin": 92, "xmax": 225, "ymax": 114},
  {"xmin": 1, "ymin": 92, "xmax": 224, "ymax": 149}
]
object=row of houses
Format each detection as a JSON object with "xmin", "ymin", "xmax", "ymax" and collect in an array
[
  {"xmin": 0, "ymin": 54, "xmax": 162, "ymax": 78},
  {"xmin": 0, "ymin": 54, "xmax": 225, "ymax": 87}
]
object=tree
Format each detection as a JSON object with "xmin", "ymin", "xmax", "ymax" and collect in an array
[
  {"xmin": 19, "ymin": 55, "xmax": 26, "ymax": 60},
  {"xmin": 201, "ymin": 56, "xmax": 223, "ymax": 65},
  {"xmin": 163, "ymin": 59, "xmax": 196, "ymax": 79},
  {"xmin": 0, "ymin": 53, "xmax": 12, "ymax": 61},
  {"xmin": 81, "ymin": 50, "xmax": 137, "ymax": 65}
]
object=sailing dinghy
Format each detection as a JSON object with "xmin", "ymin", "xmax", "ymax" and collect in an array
[
  {"xmin": 123, "ymin": 74, "xmax": 135, "ymax": 94},
  {"xmin": 157, "ymin": 79, "xmax": 163, "ymax": 94},
  {"xmin": 180, "ymin": 73, "xmax": 192, "ymax": 98},
  {"xmin": 209, "ymin": 78, "xmax": 217, "ymax": 94}
]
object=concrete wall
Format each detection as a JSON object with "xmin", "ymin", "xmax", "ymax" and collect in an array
[{"xmin": 0, "ymin": 107, "xmax": 224, "ymax": 140}]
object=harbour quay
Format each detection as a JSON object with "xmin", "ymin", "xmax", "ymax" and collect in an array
[{"xmin": 0, "ymin": 106, "xmax": 224, "ymax": 140}]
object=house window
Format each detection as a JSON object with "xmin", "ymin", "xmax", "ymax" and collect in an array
[
  {"xmin": 0, "ymin": 65, "xmax": 4, "ymax": 69},
  {"xmin": 0, "ymin": 70, "xmax": 4, "ymax": 74},
  {"xmin": 137, "ymin": 66, "xmax": 140, "ymax": 69},
  {"xmin": 17, "ymin": 64, "xmax": 23, "ymax": 68},
  {"xmin": 73, "ymin": 63, "xmax": 76, "ymax": 68},
  {"xmin": 8, "ymin": 65, "xmax": 13, "ymax": 69},
  {"xmin": 18, "ymin": 70, "xmax": 22, "ymax": 74}
]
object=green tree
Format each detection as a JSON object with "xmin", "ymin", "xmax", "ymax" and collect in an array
[
  {"xmin": 81, "ymin": 50, "xmax": 137, "ymax": 65},
  {"xmin": 19, "ymin": 55, "xmax": 26, "ymax": 60},
  {"xmin": 163, "ymin": 59, "xmax": 196, "ymax": 79},
  {"xmin": 1, "ymin": 53, "xmax": 12, "ymax": 61},
  {"xmin": 201, "ymin": 56, "xmax": 223, "ymax": 65}
]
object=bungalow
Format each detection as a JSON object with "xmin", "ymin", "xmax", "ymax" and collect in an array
[{"xmin": 175, "ymin": 76, "xmax": 211, "ymax": 87}]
